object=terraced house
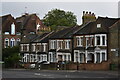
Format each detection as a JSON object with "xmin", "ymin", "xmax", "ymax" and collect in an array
[
  {"xmin": 18, "ymin": 11, "xmax": 119, "ymax": 70},
  {"xmin": 73, "ymin": 17, "xmax": 119, "ymax": 70},
  {"xmin": 48, "ymin": 26, "xmax": 80, "ymax": 63}
]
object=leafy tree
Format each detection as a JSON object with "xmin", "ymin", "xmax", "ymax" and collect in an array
[
  {"xmin": 43, "ymin": 9, "xmax": 77, "ymax": 31},
  {"xmin": 2, "ymin": 46, "xmax": 21, "ymax": 68}
]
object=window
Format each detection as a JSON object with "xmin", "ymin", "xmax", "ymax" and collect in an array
[
  {"xmin": 11, "ymin": 22, "xmax": 15, "ymax": 35},
  {"xmin": 102, "ymin": 53, "xmax": 105, "ymax": 61},
  {"xmin": 76, "ymin": 36, "xmax": 83, "ymax": 47},
  {"xmin": 102, "ymin": 36, "xmax": 105, "ymax": 45},
  {"xmin": 86, "ymin": 37, "xmax": 89, "ymax": 47},
  {"xmin": 30, "ymin": 32, "xmax": 35, "ymax": 34},
  {"xmin": 50, "ymin": 40, "xmax": 56, "ymax": 49},
  {"xmin": 49, "ymin": 54, "xmax": 52, "ymax": 62},
  {"xmin": 90, "ymin": 37, "xmax": 94, "ymax": 46},
  {"xmin": 80, "ymin": 53, "xmax": 84, "ymax": 63},
  {"xmin": 58, "ymin": 41, "xmax": 62, "ymax": 49},
  {"xmin": 65, "ymin": 40, "xmax": 70, "ymax": 49},
  {"xmin": 97, "ymin": 24, "xmax": 101, "ymax": 28},
  {"xmin": 23, "ymin": 45, "xmax": 27, "ymax": 51},
  {"xmin": 96, "ymin": 36, "xmax": 100, "ymax": 45},
  {"xmin": 16, "ymin": 32, "xmax": 21, "ymax": 35},
  {"xmin": 10, "ymin": 38, "xmax": 15, "ymax": 47},
  {"xmin": 75, "ymin": 52, "xmax": 79, "ymax": 62},
  {"xmin": 36, "ymin": 23, "xmax": 40, "ymax": 31},
  {"xmin": 68, "ymin": 55, "xmax": 70, "ymax": 61},
  {"xmin": 32, "ymin": 44, "xmax": 36, "ymax": 51},
  {"xmin": 5, "ymin": 38, "xmax": 9, "ymax": 48},
  {"xmin": 95, "ymin": 34, "xmax": 107, "ymax": 46},
  {"xmin": 4, "ymin": 32, "xmax": 9, "ymax": 35},
  {"xmin": 16, "ymin": 38, "xmax": 20, "ymax": 45},
  {"xmin": 96, "ymin": 53, "xmax": 100, "ymax": 63},
  {"xmin": 64, "ymin": 55, "xmax": 66, "ymax": 61}
]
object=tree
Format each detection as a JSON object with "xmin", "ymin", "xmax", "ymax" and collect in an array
[
  {"xmin": 2, "ymin": 46, "xmax": 21, "ymax": 68},
  {"xmin": 43, "ymin": 9, "xmax": 77, "ymax": 31}
]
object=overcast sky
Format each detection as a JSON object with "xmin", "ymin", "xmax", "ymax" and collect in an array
[{"xmin": 1, "ymin": 1, "xmax": 119, "ymax": 25}]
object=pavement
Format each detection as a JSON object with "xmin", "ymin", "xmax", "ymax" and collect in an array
[{"xmin": 1, "ymin": 69, "xmax": 120, "ymax": 80}]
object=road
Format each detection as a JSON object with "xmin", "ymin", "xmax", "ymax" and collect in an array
[{"xmin": 1, "ymin": 69, "xmax": 120, "ymax": 80}]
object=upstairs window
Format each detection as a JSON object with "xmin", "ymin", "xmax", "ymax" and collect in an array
[
  {"xmin": 11, "ymin": 22, "xmax": 15, "ymax": 35},
  {"xmin": 95, "ymin": 34, "xmax": 107, "ymax": 46},
  {"xmin": 65, "ymin": 40, "xmax": 71, "ymax": 49},
  {"xmin": 96, "ymin": 36, "xmax": 100, "ymax": 45},
  {"xmin": 76, "ymin": 36, "xmax": 83, "ymax": 47},
  {"xmin": 50, "ymin": 40, "xmax": 56, "ymax": 49}
]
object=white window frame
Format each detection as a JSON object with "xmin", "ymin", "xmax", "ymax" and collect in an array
[
  {"xmin": 97, "ymin": 24, "xmax": 101, "ymax": 28},
  {"xmin": 4, "ymin": 38, "xmax": 9, "ymax": 48},
  {"xmin": 65, "ymin": 40, "xmax": 71, "ymax": 49},
  {"xmin": 32, "ymin": 44, "xmax": 36, "ymax": 52},
  {"xmin": 50, "ymin": 40, "xmax": 56, "ymax": 49},
  {"xmin": 95, "ymin": 34, "xmax": 107, "ymax": 46},
  {"xmin": 10, "ymin": 38, "xmax": 15, "ymax": 47},
  {"xmin": 95, "ymin": 50, "xmax": 107, "ymax": 63},
  {"xmin": 57, "ymin": 40, "xmax": 63, "ymax": 49},
  {"xmin": 21, "ymin": 44, "xmax": 23, "ymax": 51},
  {"xmin": 76, "ymin": 36, "xmax": 83, "ymax": 47},
  {"xmin": 11, "ymin": 22, "xmax": 15, "ymax": 35}
]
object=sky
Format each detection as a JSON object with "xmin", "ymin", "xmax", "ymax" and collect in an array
[{"xmin": 1, "ymin": 1, "xmax": 119, "ymax": 25}]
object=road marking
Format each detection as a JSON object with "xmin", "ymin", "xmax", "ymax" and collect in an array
[
  {"xmin": 34, "ymin": 73, "xmax": 41, "ymax": 75},
  {"xmin": 34, "ymin": 73, "xmax": 54, "ymax": 78}
]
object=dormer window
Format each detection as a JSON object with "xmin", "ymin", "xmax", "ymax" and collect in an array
[{"xmin": 97, "ymin": 24, "xmax": 101, "ymax": 28}]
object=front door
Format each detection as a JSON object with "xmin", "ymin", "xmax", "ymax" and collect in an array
[{"xmin": 58, "ymin": 55, "xmax": 62, "ymax": 62}]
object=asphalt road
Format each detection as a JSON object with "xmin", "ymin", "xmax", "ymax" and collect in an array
[{"xmin": 1, "ymin": 69, "xmax": 120, "ymax": 80}]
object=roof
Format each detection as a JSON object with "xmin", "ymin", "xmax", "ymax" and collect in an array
[
  {"xmin": 49, "ymin": 49, "xmax": 56, "ymax": 52},
  {"xmin": 16, "ymin": 13, "xmax": 47, "ymax": 34},
  {"xmin": 86, "ymin": 47, "xmax": 96, "ymax": 52},
  {"xmin": 21, "ymin": 34, "xmax": 38, "ymax": 43},
  {"xmin": 49, "ymin": 26, "xmax": 81, "ymax": 39},
  {"xmin": 74, "ymin": 47, "xmax": 85, "ymax": 51},
  {"xmin": 57, "ymin": 50, "xmax": 71, "ymax": 53},
  {"xmin": 1, "ymin": 14, "xmax": 21, "ymax": 33},
  {"xmin": 31, "ymin": 31, "xmax": 55, "ymax": 43},
  {"xmin": 75, "ymin": 17, "xmax": 120, "ymax": 35},
  {"xmin": 31, "ymin": 32, "xmax": 50, "ymax": 43}
]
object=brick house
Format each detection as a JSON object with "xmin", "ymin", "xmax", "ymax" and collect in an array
[
  {"xmin": 48, "ymin": 26, "xmax": 80, "ymax": 63},
  {"xmin": 20, "ymin": 32, "xmax": 54, "ymax": 67},
  {"xmin": 109, "ymin": 20, "xmax": 120, "ymax": 65},
  {"xmin": 73, "ymin": 17, "xmax": 119, "ymax": 70},
  {"xmin": 16, "ymin": 13, "xmax": 50, "ymax": 36},
  {"xmin": 1, "ymin": 14, "xmax": 21, "ymax": 48}
]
